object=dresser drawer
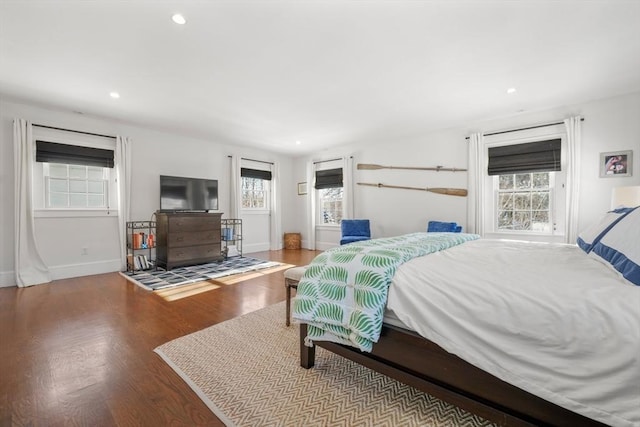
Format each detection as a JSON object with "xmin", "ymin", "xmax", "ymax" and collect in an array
[
  {"xmin": 168, "ymin": 230, "xmax": 221, "ymax": 247},
  {"xmin": 155, "ymin": 212, "xmax": 223, "ymax": 270},
  {"xmin": 169, "ymin": 215, "xmax": 219, "ymax": 232},
  {"xmin": 167, "ymin": 244, "xmax": 221, "ymax": 263}
]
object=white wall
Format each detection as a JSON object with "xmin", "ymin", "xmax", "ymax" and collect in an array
[
  {"xmin": 292, "ymin": 91, "xmax": 640, "ymax": 249},
  {"xmin": 2, "ymin": 91, "xmax": 638, "ymax": 284},
  {"xmin": 0, "ymin": 98, "xmax": 296, "ymax": 286}
]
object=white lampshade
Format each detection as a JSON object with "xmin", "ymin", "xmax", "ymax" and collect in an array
[{"xmin": 611, "ymin": 186, "xmax": 640, "ymax": 209}]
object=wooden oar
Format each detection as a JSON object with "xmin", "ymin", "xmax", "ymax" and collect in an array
[
  {"xmin": 358, "ymin": 163, "xmax": 467, "ymax": 172},
  {"xmin": 357, "ymin": 182, "xmax": 468, "ymax": 197}
]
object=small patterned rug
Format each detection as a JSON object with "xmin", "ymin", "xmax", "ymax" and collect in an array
[
  {"xmin": 155, "ymin": 302, "xmax": 496, "ymax": 427},
  {"xmin": 122, "ymin": 256, "xmax": 283, "ymax": 291}
]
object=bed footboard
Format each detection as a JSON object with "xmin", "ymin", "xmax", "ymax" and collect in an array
[{"xmin": 298, "ymin": 322, "xmax": 608, "ymax": 427}]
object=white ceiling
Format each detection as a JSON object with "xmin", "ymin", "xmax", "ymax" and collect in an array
[{"xmin": 1, "ymin": 1, "xmax": 639, "ymax": 155}]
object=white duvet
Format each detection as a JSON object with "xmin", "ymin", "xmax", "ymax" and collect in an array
[{"xmin": 386, "ymin": 239, "xmax": 640, "ymax": 427}]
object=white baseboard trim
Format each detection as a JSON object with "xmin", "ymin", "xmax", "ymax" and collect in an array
[
  {"xmin": 314, "ymin": 241, "xmax": 339, "ymax": 251},
  {"xmin": 0, "ymin": 271, "xmax": 15, "ymax": 287},
  {"xmin": 48, "ymin": 259, "xmax": 122, "ymax": 281},
  {"xmin": 300, "ymin": 239, "xmax": 339, "ymax": 251},
  {"xmin": 242, "ymin": 242, "xmax": 271, "ymax": 254},
  {"xmin": 0, "ymin": 259, "xmax": 122, "ymax": 287}
]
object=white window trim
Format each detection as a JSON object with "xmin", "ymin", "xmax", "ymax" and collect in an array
[
  {"xmin": 316, "ymin": 186, "xmax": 344, "ymax": 225},
  {"xmin": 482, "ymin": 124, "xmax": 568, "ymax": 243},
  {"xmin": 44, "ymin": 164, "xmax": 110, "ymax": 209},
  {"xmin": 34, "ymin": 209, "xmax": 118, "ymax": 218},
  {"xmin": 240, "ymin": 185, "xmax": 271, "ymax": 211},
  {"xmin": 33, "ymin": 126, "xmax": 117, "ymax": 213},
  {"xmin": 314, "ymin": 158, "xmax": 344, "ymax": 226},
  {"xmin": 239, "ymin": 160, "xmax": 272, "ymax": 212},
  {"xmin": 491, "ymin": 172, "xmax": 556, "ymax": 235},
  {"xmin": 316, "ymin": 224, "xmax": 340, "ymax": 230},
  {"xmin": 241, "ymin": 209, "xmax": 270, "ymax": 216}
]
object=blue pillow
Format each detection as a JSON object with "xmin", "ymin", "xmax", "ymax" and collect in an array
[
  {"xmin": 576, "ymin": 207, "xmax": 636, "ymax": 253},
  {"xmin": 427, "ymin": 221, "xmax": 461, "ymax": 233},
  {"xmin": 591, "ymin": 207, "xmax": 640, "ymax": 286}
]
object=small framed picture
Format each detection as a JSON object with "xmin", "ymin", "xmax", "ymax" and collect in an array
[
  {"xmin": 297, "ymin": 182, "xmax": 308, "ymax": 195},
  {"xmin": 600, "ymin": 150, "xmax": 632, "ymax": 178}
]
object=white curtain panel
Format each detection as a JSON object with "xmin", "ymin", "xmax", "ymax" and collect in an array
[
  {"xmin": 467, "ymin": 132, "xmax": 486, "ymax": 235},
  {"xmin": 13, "ymin": 118, "xmax": 51, "ymax": 287},
  {"xmin": 564, "ymin": 116, "xmax": 582, "ymax": 244},
  {"xmin": 306, "ymin": 160, "xmax": 316, "ymax": 250},
  {"xmin": 116, "ymin": 136, "xmax": 132, "ymax": 271},
  {"xmin": 343, "ymin": 156, "xmax": 355, "ymax": 219},
  {"xmin": 229, "ymin": 155, "xmax": 240, "ymax": 219},
  {"xmin": 270, "ymin": 162, "xmax": 283, "ymax": 250}
]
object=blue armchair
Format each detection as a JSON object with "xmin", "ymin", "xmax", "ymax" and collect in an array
[
  {"xmin": 340, "ymin": 219, "xmax": 371, "ymax": 245},
  {"xmin": 427, "ymin": 221, "xmax": 462, "ymax": 233}
]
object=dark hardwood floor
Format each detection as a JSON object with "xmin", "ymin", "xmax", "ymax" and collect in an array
[{"xmin": 0, "ymin": 249, "xmax": 320, "ymax": 427}]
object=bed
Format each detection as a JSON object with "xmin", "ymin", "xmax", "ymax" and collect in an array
[{"xmin": 293, "ymin": 208, "xmax": 640, "ymax": 427}]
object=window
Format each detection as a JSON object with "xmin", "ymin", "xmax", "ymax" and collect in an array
[
  {"xmin": 241, "ymin": 176, "xmax": 269, "ymax": 209},
  {"xmin": 496, "ymin": 172, "xmax": 553, "ymax": 232},
  {"xmin": 315, "ymin": 167, "xmax": 343, "ymax": 225},
  {"xmin": 319, "ymin": 187, "xmax": 343, "ymax": 225},
  {"xmin": 240, "ymin": 166, "xmax": 272, "ymax": 210},
  {"xmin": 44, "ymin": 163, "xmax": 109, "ymax": 208},
  {"xmin": 36, "ymin": 139, "xmax": 115, "ymax": 211},
  {"xmin": 484, "ymin": 134, "xmax": 566, "ymax": 240}
]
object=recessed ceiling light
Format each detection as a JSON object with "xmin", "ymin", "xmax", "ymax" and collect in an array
[
  {"xmin": 172, "ymin": 14, "xmax": 186, "ymax": 25},
  {"xmin": 110, "ymin": 92, "xmax": 120, "ymax": 99},
  {"xmin": 295, "ymin": 140, "xmax": 301, "ymax": 145},
  {"xmin": 507, "ymin": 87, "xmax": 517, "ymax": 94}
]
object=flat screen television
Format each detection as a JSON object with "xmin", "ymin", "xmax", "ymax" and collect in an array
[{"xmin": 159, "ymin": 175, "xmax": 218, "ymax": 212}]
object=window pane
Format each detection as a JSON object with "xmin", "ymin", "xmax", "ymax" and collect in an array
[
  {"xmin": 69, "ymin": 165, "xmax": 87, "ymax": 179},
  {"xmin": 532, "ymin": 173, "xmax": 549, "ymax": 189},
  {"xmin": 514, "ymin": 193, "xmax": 531, "ymax": 210},
  {"xmin": 88, "ymin": 181, "xmax": 104, "ymax": 194},
  {"xmin": 496, "ymin": 171, "xmax": 552, "ymax": 233},
  {"xmin": 50, "ymin": 178, "xmax": 68, "ymax": 192},
  {"xmin": 45, "ymin": 163, "xmax": 109, "ymax": 209},
  {"xmin": 531, "ymin": 192, "xmax": 549, "ymax": 210},
  {"xmin": 69, "ymin": 194, "xmax": 87, "ymax": 207},
  {"xmin": 532, "ymin": 211, "xmax": 549, "ymax": 228},
  {"xmin": 69, "ymin": 180, "xmax": 87, "ymax": 193},
  {"xmin": 241, "ymin": 177, "xmax": 267, "ymax": 209},
  {"xmin": 253, "ymin": 180, "xmax": 265, "ymax": 191},
  {"xmin": 242, "ymin": 190, "xmax": 265, "ymax": 208},
  {"xmin": 499, "ymin": 175, "xmax": 514, "ymax": 190},
  {"xmin": 319, "ymin": 187, "xmax": 343, "ymax": 224},
  {"xmin": 87, "ymin": 167, "xmax": 104, "ymax": 180},
  {"xmin": 49, "ymin": 192, "xmax": 68, "ymax": 207},
  {"xmin": 513, "ymin": 211, "xmax": 531, "ymax": 230},
  {"xmin": 49, "ymin": 163, "xmax": 68, "ymax": 178},
  {"xmin": 515, "ymin": 174, "xmax": 531, "ymax": 189},
  {"xmin": 87, "ymin": 194, "xmax": 104, "ymax": 207},
  {"xmin": 242, "ymin": 177, "xmax": 264, "ymax": 191},
  {"xmin": 498, "ymin": 211, "xmax": 513, "ymax": 229},
  {"xmin": 498, "ymin": 193, "xmax": 513, "ymax": 210}
]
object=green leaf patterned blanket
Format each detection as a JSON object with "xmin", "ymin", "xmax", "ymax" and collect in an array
[{"xmin": 292, "ymin": 232, "xmax": 479, "ymax": 352}]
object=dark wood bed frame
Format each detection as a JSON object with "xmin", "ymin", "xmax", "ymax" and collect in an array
[{"xmin": 300, "ymin": 323, "xmax": 608, "ymax": 427}]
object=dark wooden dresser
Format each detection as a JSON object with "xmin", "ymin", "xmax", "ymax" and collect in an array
[{"xmin": 155, "ymin": 212, "xmax": 223, "ymax": 270}]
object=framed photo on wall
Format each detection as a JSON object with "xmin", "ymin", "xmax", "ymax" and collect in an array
[
  {"xmin": 600, "ymin": 150, "xmax": 632, "ymax": 177},
  {"xmin": 297, "ymin": 182, "xmax": 308, "ymax": 195}
]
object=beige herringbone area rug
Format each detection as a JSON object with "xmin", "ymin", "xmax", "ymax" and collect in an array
[{"xmin": 155, "ymin": 302, "xmax": 496, "ymax": 427}]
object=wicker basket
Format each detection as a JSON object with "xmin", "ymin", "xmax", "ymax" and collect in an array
[{"xmin": 283, "ymin": 233, "xmax": 301, "ymax": 250}]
